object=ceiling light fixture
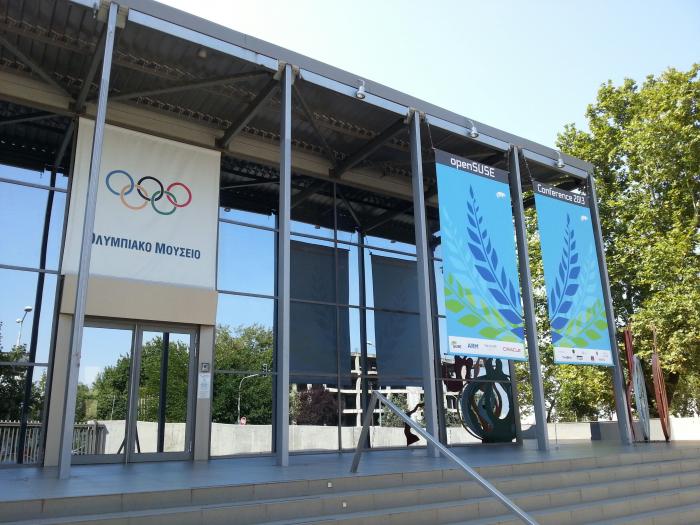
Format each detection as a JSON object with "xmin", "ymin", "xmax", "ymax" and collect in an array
[
  {"xmin": 355, "ymin": 79, "xmax": 366, "ymax": 100},
  {"xmin": 556, "ymin": 151, "xmax": 565, "ymax": 169},
  {"xmin": 467, "ymin": 119, "xmax": 479, "ymax": 139}
]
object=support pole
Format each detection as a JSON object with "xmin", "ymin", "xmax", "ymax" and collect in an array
[
  {"xmin": 408, "ymin": 112, "xmax": 439, "ymax": 457},
  {"xmin": 587, "ymin": 173, "xmax": 632, "ymax": 445},
  {"xmin": 157, "ymin": 332, "xmax": 170, "ymax": 453},
  {"xmin": 275, "ymin": 63, "xmax": 292, "ymax": 466},
  {"xmin": 509, "ymin": 146, "xmax": 549, "ymax": 451},
  {"xmin": 57, "ymin": 2, "xmax": 118, "ymax": 479},
  {"xmin": 358, "ymin": 232, "xmax": 370, "ymax": 446}
]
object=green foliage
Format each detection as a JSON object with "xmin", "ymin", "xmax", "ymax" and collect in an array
[
  {"xmin": 556, "ymin": 64, "xmax": 700, "ymax": 415},
  {"xmin": 211, "ymin": 324, "xmax": 274, "ymax": 425},
  {"xmin": 0, "ymin": 326, "xmax": 43, "ymax": 421},
  {"xmin": 382, "ymin": 393, "xmax": 410, "ymax": 428}
]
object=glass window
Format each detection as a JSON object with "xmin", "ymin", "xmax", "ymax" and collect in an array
[
  {"xmin": 211, "ymin": 373, "xmax": 273, "ymax": 456},
  {"xmin": 218, "ymin": 207, "xmax": 276, "ymax": 229},
  {"xmin": 217, "ymin": 222, "xmax": 275, "ymax": 296},
  {"xmin": 46, "ymin": 191, "xmax": 67, "ymax": 271},
  {"xmin": 0, "ymin": 166, "xmax": 67, "ymax": 189},
  {"xmin": 0, "ymin": 270, "xmax": 58, "ymax": 364},
  {"xmin": 368, "ymin": 382, "xmax": 427, "ymax": 449},
  {"xmin": 0, "ymin": 182, "xmax": 50, "ymax": 268},
  {"xmin": 216, "ymin": 294, "xmax": 274, "ymax": 341},
  {"xmin": 0, "ymin": 364, "xmax": 47, "ymax": 464},
  {"xmin": 212, "ymin": 294, "xmax": 275, "ymax": 455}
]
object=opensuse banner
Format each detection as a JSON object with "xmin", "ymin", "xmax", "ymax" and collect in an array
[
  {"xmin": 533, "ymin": 181, "xmax": 613, "ymax": 366},
  {"xmin": 435, "ymin": 150, "xmax": 526, "ymax": 361}
]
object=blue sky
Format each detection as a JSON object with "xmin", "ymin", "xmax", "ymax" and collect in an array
[
  {"xmin": 161, "ymin": 0, "xmax": 700, "ymax": 147},
  {"xmin": 1, "ymin": 0, "xmax": 698, "ymax": 387}
]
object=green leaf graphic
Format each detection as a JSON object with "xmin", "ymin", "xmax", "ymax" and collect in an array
[
  {"xmin": 585, "ymin": 329, "xmax": 601, "ymax": 340},
  {"xmin": 458, "ymin": 314, "xmax": 481, "ymax": 327},
  {"xmin": 479, "ymin": 326, "xmax": 502, "ymax": 339},
  {"xmin": 445, "ymin": 300, "xmax": 465, "ymax": 313}
]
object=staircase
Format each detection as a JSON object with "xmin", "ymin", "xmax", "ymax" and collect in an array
[{"xmin": 2, "ymin": 445, "xmax": 699, "ymax": 525}]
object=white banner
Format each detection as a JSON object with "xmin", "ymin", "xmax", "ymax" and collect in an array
[{"xmin": 62, "ymin": 119, "xmax": 220, "ymax": 289}]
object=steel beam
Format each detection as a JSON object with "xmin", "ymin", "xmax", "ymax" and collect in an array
[
  {"xmin": 332, "ymin": 118, "xmax": 406, "ymax": 178},
  {"xmin": 221, "ymin": 179, "xmax": 279, "ymax": 190},
  {"xmin": 275, "ymin": 63, "xmax": 292, "ymax": 466},
  {"xmin": 54, "ymin": 121, "xmax": 76, "ymax": 170},
  {"xmin": 217, "ymin": 76, "xmax": 279, "ymax": 148},
  {"xmin": 110, "ymin": 71, "xmax": 269, "ymax": 102},
  {"xmin": 587, "ymin": 173, "xmax": 632, "ymax": 445},
  {"xmin": 521, "ymin": 148, "xmax": 589, "ymax": 180},
  {"xmin": 0, "ymin": 111, "xmax": 54, "ymax": 126},
  {"xmin": 409, "ymin": 112, "xmax": 439, "ymax": 457},
  {"xmin": 0, "ymin": 33, "xmax": 72, "ymax": 99},
  {"xmin": 509, "ymin": 146, "xmax": 549, "ymax": 451},
  {"xmin": 337, "ymin": 187, "xmax": 362, "ymax": 229},
  {"xmin": 57, "ymin": 2, "xmax": 118, "ymax": 479},
  {"xmin": 291, "ymin": 179, "xmax": 326, "ymax": 209},
  {"xmin": 74, "ymin": 28, "xmax": 107, "ymax": 112},
  {"xmin": 292, "ymin": 83, "xmax": 336, "ymax": 166},
  {"xmin": 364, "ymin": 186, "xmax": 437, "ymax": 233}
]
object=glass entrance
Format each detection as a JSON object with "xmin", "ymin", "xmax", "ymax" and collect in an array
[
  {"xmin": 130, "ymin": 327, "xmax": 196, "ymax": 460},
  {"xmin": 71, "ymin": 321, "xmax": 197, "ymax": 464}
]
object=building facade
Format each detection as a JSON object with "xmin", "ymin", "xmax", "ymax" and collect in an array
[{"xmin": 0, "ymin": 0, "xmax": 630, "ymax": 476}]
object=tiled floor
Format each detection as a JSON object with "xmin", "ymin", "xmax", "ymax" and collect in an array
[{"xmin": 1, "ymin": 440, "xmax": 696, "ymax": 502}]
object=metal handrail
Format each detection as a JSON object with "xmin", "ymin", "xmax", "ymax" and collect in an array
[{"xmin": 350, "ymin": 390, "xmax": 539, "ymax": 525}]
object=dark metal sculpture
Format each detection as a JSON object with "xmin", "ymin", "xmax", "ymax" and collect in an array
[{"xmin": 458, "ymin": 358, "xmax": 516, "ymax": 443}]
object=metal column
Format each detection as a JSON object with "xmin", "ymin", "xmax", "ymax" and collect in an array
[
  {"xmin": 275, "ymin": 63, "xmax": 292, "ymax": 466},
  {"xmin": 408, "ymin": 112, "xmax": 439, "ymax": 456},
  {"xmin": 57, "ymin": 2, "xmax": 118, "ymax": 479},
  {"xmin": 509, "ymin": 146, "xmax": 549, "ymax": 451},
  {"xmin": 157, "ymin": 331, "xmax": 170, "ymax": 453},
  {"xmin": 587, "ymin": 173, "xmax": 632, "ymax": 445}
]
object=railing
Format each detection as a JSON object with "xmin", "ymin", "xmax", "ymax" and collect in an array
[
  {"xmin": 71, "ymin": 422, "xmax": 107, "ymax": 456},
  {"xmin": 0, "ymin": 420, "xmax": 43, "ymax": 464},
  {"xmin": 351, "ymin": 390, "xmax": 539, "ymax": 525},
  {"xmin": 0, "ymin": 421, "xmax": 107, "ymax": 463}
]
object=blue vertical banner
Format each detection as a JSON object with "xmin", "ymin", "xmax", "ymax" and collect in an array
[
  {"xmin": 435, "ymin": 150, "xmax": 526, "ymax": 361},
  {"xmin": 533, "ymin": 181, "xmax": 613, "ymax": 366}
]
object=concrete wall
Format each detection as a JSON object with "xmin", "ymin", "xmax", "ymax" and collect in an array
[{"xmin": 79, "ymin": 416, "xmax": 700, "ymax": 459}]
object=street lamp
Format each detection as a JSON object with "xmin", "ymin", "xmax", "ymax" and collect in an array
[
  {"xmin": 15, "ymin": 306, "xmax": 33, "ymax": 348},
  {"xmin": 237, "ymin": 373, "xmax": 259, "ymax": 424}
]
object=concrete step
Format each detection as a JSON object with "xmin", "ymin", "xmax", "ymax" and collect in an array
[
  {"xmin": 448, "ymin": 484, "xmax": 700, "ymax": 525},
  {"xmin": 3, "ymin": 446, "xmax": 700, "ymax": 524},
  {"xmin": 593, "ymin": 500, "xmax": 700, "ymax": 525},
  {"xmin": 5, "ymin": 461, "xmax": 699, "ymax": 525},
  {"xmin": 3, "ymin": 449, "xmax": 700, "ymax": 524}
]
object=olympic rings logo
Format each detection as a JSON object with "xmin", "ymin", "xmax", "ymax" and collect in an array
[{"xmin": 105, "ymin": 170, "xmax": 192, "ymax": 216}]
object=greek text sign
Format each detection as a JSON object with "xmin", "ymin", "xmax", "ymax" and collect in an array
[
  {"xmin": 534, "ymin": 182, "xmax": 613, "ymax": 366},
  {"xmin": 435, "ymin": 150, "xmax": 525, "ymax": 361},
  {"xmin": 62, "ymin": 119, "xmax": 220, "ymax": 289}
]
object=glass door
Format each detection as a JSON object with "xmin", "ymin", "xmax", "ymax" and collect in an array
[
  {"xmin": 128, "ymin": 325, "xmax": 197, "ymax": 461},
  {"xmin": 72, "ymin": 322, "xmax": 135, "ymax": 464},
  {"xmin": 71, "ymin": 321, "xmax": 197, "ymax": 464}
]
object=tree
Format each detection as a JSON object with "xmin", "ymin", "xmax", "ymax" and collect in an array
[
  {"xmin": 551, "ymin": 65, "xmax": 700, "ymax": 416},
  {"xmin": 211, "ymin": 324, "xmax": 274, "ymax": 425},
  {"xmin": 0, "ymin": 324, "xmax": 43, "ymax": 421}
]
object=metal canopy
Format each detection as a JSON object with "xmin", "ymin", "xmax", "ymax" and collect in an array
[{"xmin": 0, "ymin": 0, "xmax": 588, "ymax": 244}]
